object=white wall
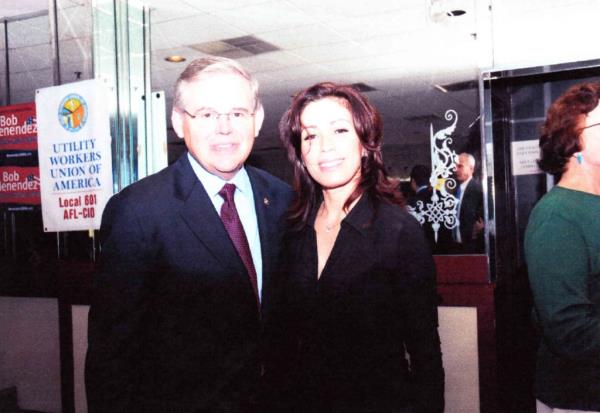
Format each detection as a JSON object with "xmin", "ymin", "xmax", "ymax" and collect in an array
[
  {"xmin": 72, "ymin": 305, "xmax": 89, "ymax": 413},
  {"xmin": 0, "ymin": 297, "xmax": 62, "ymax": 413},
  {"xmin": 439, "ymin": 306, "xmax": 480, "ymax": 413}
]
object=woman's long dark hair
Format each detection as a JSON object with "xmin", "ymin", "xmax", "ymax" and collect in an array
[{"xmin": 279, "ymin": 82, "xmax": 404, "ymax": 230}]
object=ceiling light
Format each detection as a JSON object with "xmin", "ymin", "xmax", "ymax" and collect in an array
[
  {"xmin": 437, "ymin": 80, "xmax": 478, "ymax": 92},
  {"xmin": 446, "ymin": 9, "xmax": 466, "ymax": 17},
  {"xmin": 351, "ymin": 82, "xmax": 377, "ymax": 93},
  {"xmin": 165, "ymin": 55, "xmax": 186, "ymax": 63},
  {"xmin": 429, "ymin": 0, "xmax": 469, "ymax": 23},
  {"xmin": 433, "ymin": 84, "xmax": 448, "ymax": 93}
]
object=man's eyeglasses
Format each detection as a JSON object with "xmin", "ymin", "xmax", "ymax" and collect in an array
[{"xmin": 181, "ymin": 108, "xmax": 255, "ymax": 126}]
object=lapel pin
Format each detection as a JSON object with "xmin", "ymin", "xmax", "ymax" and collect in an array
[{"xmin": 263, "ymin": 197, "xmax": 270, "ymax": 206}]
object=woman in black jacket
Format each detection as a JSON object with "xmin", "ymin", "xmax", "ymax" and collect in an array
[{"xmin": 272, "ymin": 82, "xmax": 444, "ymax": 413}]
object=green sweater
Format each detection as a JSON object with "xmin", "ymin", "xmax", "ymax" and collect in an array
[{"xmin": 524, "ymin": 186, "xmax": 600, "ymax": 410}]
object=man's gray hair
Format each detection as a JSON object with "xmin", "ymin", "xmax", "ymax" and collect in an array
[
  {"xmin": 172, "ymin": 56, "xmax": 261, "ymax": 112},
  {"xmin": 460, "ymin": 152, "xmax": 476, "ymax": 169}
]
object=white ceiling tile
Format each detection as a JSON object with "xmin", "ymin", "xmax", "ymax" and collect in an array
[
  {"xmin": 238, "ymin": 51, "xmax": 309, "ymax": 73},
  {"xmin": 257, "ymin": 64, "xmax": 335, "ymax": 96},
  {"xmin": 182, "ymin": 0, "xmax": 272, "ymax": 13},
  {"xmin": 208, "ymin": 1, "xmax": 312, "ymax": 34},
  {"xmin": 494, "ymin": 0, "xmax": 597, "ymax": 13},
  {"xmin": 356, "ymin": 32, "xmax": 418, "ymax": 55},
  {"xmin": 151, "ymin": 14, "xmax": 247, "ymax": 50},
  {"xmin": 259, "ymin": 63, "xmax": 334, "ymax": 83},
  {"xmin": 317, "ymin": 53, "xmax": 411, "ymax": 76},
  {"xmin": 258, "ymin": 24, "xmax": 348, "ymax": 50},
  {"xmin": 146, "ymin": 1, "xmax": 203, "ymax": 23},
  {"xmin": 285, "ymin": 0, "xmax": 422, "ymax": 20},
  {"xmin": 290, "ymin": 41, "xmax": 365, "ymax": 64},
  {"xmin": 327, "ymin": 9, "xmax": 429, "ymax": 40}
]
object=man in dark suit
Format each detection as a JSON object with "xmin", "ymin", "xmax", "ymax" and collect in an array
[
  {"xmin": 85, "ymin": 56, "xmax": 293, "ymax": 413},
  {"xmin": 453, "ymin": 152, "xmax": 484, "ymax": 253}
]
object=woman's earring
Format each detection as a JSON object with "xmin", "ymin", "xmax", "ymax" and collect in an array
[{"xmin": 574, "ymin": 152, "xmax": 584, "ymax": 164}]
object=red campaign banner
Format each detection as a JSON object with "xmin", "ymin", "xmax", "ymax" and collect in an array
[
  {"xmin": 0, "ymin": 166, "xmax": 41, "ymax": 205},
  {"xmin": 0, "ymin": 102, "xmax": 37, "ymax": 151}
]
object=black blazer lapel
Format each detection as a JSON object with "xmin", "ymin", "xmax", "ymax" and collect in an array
[{"xmin": 174, "ymin": 155, "xmax": 247, "ymax": 276}]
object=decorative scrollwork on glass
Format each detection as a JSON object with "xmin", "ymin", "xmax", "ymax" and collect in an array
[{"xmin": 408, "ymin": 109, "xmax": 459, "ymax": 242}]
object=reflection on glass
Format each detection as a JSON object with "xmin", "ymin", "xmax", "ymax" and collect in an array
[{"xmin": 407, "ymin": 110, "xmax": 484, "ymax": 254}]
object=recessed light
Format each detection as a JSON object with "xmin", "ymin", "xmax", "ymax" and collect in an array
[
  {"xmin": 350, "ymin": 82, "xmax": 377, "ymax": 92},
  {"xmin": 433, "ymin": 84, "xmax": 448, "ymax": 93},
  {"xmin": 165, "ymin": 55, "xmax": 186, "ymax": 63},
  {"xmin": 446, "ymin": 9, "xmax": 466, "ymax": 17}
]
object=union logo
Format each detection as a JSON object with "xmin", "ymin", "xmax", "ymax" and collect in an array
[{"xmin": 58, "ymin": 94, "xmax": 88, "ymax": 132}]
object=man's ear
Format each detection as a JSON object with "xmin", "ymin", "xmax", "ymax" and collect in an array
[
  {"xmin": 253, "ymin": 104, "xmax": 265, "ymax": 138},
  {"xmin": 171, "ymin": 109, "xmax": 185, "ymax": 139}
]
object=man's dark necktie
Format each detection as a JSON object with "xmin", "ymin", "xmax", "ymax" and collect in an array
[{"xmin": 218, "ymin": 183, "xmax": 259, "ymax": 303}]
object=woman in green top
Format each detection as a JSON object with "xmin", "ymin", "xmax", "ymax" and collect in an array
[{"xmin": 525, "ymin": 82, "xmax": 600, "ymax": 413}]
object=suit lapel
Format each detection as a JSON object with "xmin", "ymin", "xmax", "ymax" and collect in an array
[
  {"xmin": 175, "ymin": 156, "xmax": 247, "ymax": 276},
  {"xmin": 247, "ymin": 168, "xmax": 277, "ymax": 293}
]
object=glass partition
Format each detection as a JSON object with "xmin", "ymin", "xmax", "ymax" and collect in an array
[{"xmin": 482, "ymin": 58, "xmax": 600, "ymax": 283}]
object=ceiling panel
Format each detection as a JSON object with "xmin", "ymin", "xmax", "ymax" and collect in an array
[
  {"xmin": 207, "ymin": 1, "xmax": 313, "ymax": 34},
  {"xmin": 257, "ymin": 24, "xmax": 348, "ymax": 50},
  {"xmin": 254, "ymin": 64, "xmax": 336, "ymax": 94},
  {"xmin": 285, "ymin": 0, "xmax": 421, "ymax": 20},
  {"xmin": 151, "ymin": 14, "xmax": 246, "ymax": 50},
  {"xmin": 289, "ymin": 41, "xmax": 366, "ymax": 64},
  {"xmin": 237, "ymin": 51, "xmax": 309, "ymax": 73},
  {"xmin": 144, "ymin": 0, "xmax": 203, "ymax": 23},
  {"xmin": 182, "ymin": 0, "xmax": 272, "ymax": 13},
  {"xmin": 325, "ymin": 9, "xmax": 430, "ymax": 40},
  {"xmin": 497, "ymin": 0, "xmax": 596, "ymax": 12}
]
